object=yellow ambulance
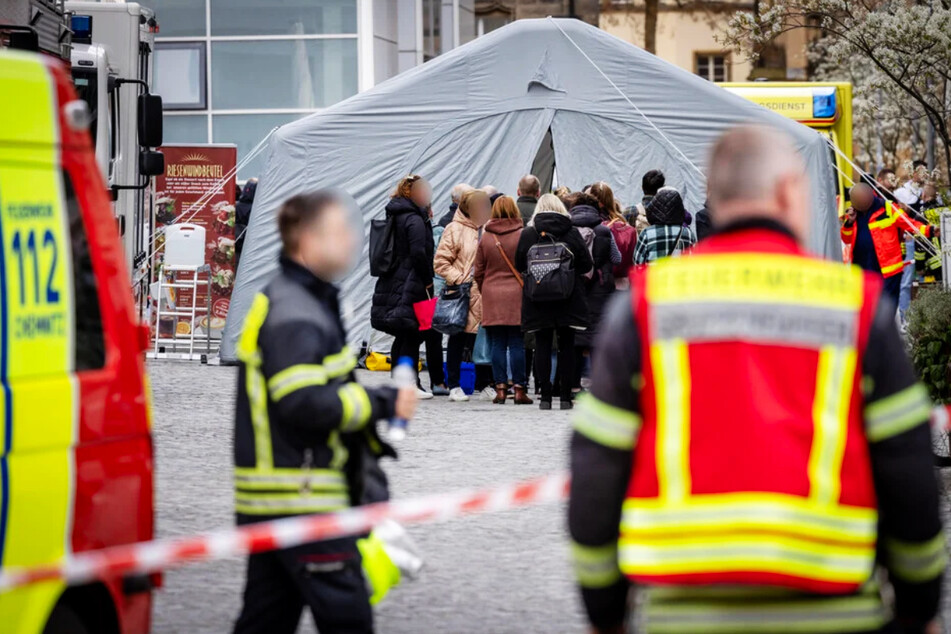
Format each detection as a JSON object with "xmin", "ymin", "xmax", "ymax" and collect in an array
[{"xmin": 721, "ymin": 82, "xmax": 854, "ymax": 215}]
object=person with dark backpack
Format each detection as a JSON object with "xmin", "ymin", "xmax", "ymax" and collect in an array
[
  {"xmin": 516, "ymin": 194, "xmax": 592, "ymax": 410},
  {"xmin": 370, "ymin": 175, "xmax": 436, "ymax": 398}
]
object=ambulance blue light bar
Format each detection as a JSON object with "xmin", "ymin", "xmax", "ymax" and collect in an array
[{"xmin": 813, "ymin": 87, "xmax": 837, "ymax": 120}]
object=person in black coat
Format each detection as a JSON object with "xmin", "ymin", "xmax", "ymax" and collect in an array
[
  {"xmin": 695, "ymin": 200, "xmax": 714, "ymax": 241},
  {"xmin": 235, "ymin": 178, "xmax": 257, "ymax": 264},
  {"xmin": 515, "ymin": 194, "xmax": 593, "ymax": 410},
  {"xmin": 371, "ymin": 175, "xmax": 435, "ymax": 380},
  {"xmin": 567, "ymin": 192, "xmax": 615, "ymax": 392}
]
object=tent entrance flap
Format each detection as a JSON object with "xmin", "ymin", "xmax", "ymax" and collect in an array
[{"xmin": 531, "ymin": 128, "xmax": 555, "ymax": 195}]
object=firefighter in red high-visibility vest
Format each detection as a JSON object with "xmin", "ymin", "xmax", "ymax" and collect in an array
[
  {"xmin": 569, "ymin": 126, "xmax": 945, "ymax": 634},
  {"xmin": 841, "ymin": 183, "xmax": 937, "ymax": 308}
]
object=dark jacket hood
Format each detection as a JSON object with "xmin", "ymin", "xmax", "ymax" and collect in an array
[
  {"xmin": 647, "ymin": 189, "xmax": 687, "ymax": 226},
  {"xmin": 235, "ymin": 181, "xmax": 257, "ymax": 225},
  {"xmin": 484, "ymin": 217, "xmax": 523, "ymax": 235},
  {"xmin": 239, "ymin": 181, "xmax": 257, "ymax": 203},
  {"xmin": 386, "ymin": 196, "xmax": 424, "ymax": 218},
  {"xmin": 569, "ymin": 205, "xmax": 602, "ymax": 228},
  {"xmin": 532, "ymin": 212, "xmax": 573, "ymax": 236}
]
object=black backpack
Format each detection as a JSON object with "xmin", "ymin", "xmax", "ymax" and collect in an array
[
  {"xmin": 369, "ymin": 216, "xmax": 396, "ymax": 277},
  {"xmin": 524, "ymin": 231, "xmax": 575, "ymax": 302}
]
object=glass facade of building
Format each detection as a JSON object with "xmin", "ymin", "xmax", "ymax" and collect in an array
[{"xmin": 150, "ymin": 0, "xmax": 360, "ymax": 178}]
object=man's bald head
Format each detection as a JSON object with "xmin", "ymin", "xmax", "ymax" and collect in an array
[
  {"xmin": 849, "ymin": 183, "xmax": 874, "ymax": 212},
  {"xmin": 518, "ymin": 174, "xmax": 541, "ymax": 199},
  {"xmin": 707, "ymin": 125, "xmax": 809, "ymax": 242}
]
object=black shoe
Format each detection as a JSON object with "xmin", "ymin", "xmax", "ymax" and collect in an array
[
  {"xmin": 539, "ymin": 400, "xmax": 552, "ymax": 410},
  {"xmin": 560, "ymin": 400, "xmax": 573, "ymax": 410}
]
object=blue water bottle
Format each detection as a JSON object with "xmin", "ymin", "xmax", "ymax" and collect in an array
[{"xmin": 388, "ymin": 357, "xmax": 415, "ymax": 441}]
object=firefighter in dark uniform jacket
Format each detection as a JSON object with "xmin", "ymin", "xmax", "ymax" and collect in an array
[
  {"xmin": 569, "ymin": 127, "xmax": 945, "ymax": 634},
  {"xmin": 233, "ymin": 191, "xmax": 417, "ymax": 634}
]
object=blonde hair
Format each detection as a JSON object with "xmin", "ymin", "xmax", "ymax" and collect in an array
[
  {"xmin": 459, "ymin": 189, "xmax": 490, "ymax": 217},
  {"xmin": 532, "ymin": 193, "xmax": 569, "ymax": 219},
  {"xmin": 491, "ymin": 195, "xmax": 520, "ymax": 220}
]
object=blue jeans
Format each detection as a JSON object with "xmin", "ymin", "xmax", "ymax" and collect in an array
[
  {"xmin": 898, "ymin": 238, "xmax": 915, "ymax": 322},
  {"xmin": 486, "ymin": 325, "xmax": 526, "ymax": 386}
]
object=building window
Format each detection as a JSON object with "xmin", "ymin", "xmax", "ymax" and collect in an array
[
  {"xmin": 148, "ymin": 0, "xmax": 206, "ymax": 37},
  {"xmin": 211, "ymin": 39, "xmax": 357, "ymax": 110},
  {"xmin": 209, "ymin": 0, "xmax": 356, "ymax": 37},
  {"xmin": 152, "ymin": 0, "xmax": 359, "ymax": 177},
  {"xmin": 163, "ymin": 114, "xmax": 209, "ymax": 144},
  {"xmin": 475, "ymin": 2, "xmax": 513, "ymax": 37},
  {"xmin": 154, "ymin": 42, "xmax": 206, "ymax": 110},
  {"xmin": 213, "ymin": 113, "xmax": 304, "ymax": 179},
  {"xmin": 423, "ymin": 0, "xmax": 441, "ymax": 61},
  {"xmin": 695, "ymin": 53, "xmax": 729, "ymax": 82}
]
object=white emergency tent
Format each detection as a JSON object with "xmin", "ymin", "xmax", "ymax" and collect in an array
[{"xmin": 220, "ymin": 17, "xmax": 839, "ymax": 362}]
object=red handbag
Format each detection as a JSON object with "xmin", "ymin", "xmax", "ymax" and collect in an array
[{"xmin": 413, "ymin": 294, "xmax": 438, "ymax": 331}]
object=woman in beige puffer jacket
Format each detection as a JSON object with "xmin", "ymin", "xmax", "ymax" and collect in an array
[{"xmin": 434, "ymin": 189, "xmax": 490, "ymax": 400}]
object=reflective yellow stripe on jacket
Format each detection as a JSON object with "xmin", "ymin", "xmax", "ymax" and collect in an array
[
  {"xmin": 572, "ymin": 541, "xmax": 622, "ymax": 589},
  {"xmin": 572, "ymin": 393, "xmax": 642, "ymax": 450},
  {"xmin": 266, "ymin": 346, "xmax": 357, "ymax": 402},
  {"xmin": 864, "ymin": 383, "xmax": 932, "ymax": 442},
  {"xmin": 235, "ymin": 293, "xmax": 350, "ymax": 515},
  {"xmin": 238, "ymin": 294, "xmax": 273, "ymax": 470},
  {"xmin": 338, "ymin": 382, "xmax": 372, "ymax": 432},
  {"xmin": 884, "ymin": 533, "xmax": 948, "ymax": 583}
]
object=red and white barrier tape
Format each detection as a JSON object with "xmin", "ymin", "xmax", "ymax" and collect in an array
[
  {"xmin": 3, "ymin": 405, "xmax": 950, "ymax": 593},
  {"xmin": 0, "ymin": 471, "xmax": 569, "ymax": 593}
]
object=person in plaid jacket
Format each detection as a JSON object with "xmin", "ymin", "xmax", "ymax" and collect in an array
[{"xmin": 633, "ymin": 187, "xmax": 697, "ymax": 265}]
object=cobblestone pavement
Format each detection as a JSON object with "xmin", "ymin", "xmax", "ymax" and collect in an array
[
  {"xmin": 149, "ymin": 360, "xmax": 951, "ymax": 633},
  {"xmin": 149, "ymin": 361, "xmax": 585, "ymax": 633}
]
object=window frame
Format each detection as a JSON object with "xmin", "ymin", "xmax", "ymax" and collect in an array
[
  {"xmin": 208, "ymin": 0, "xmax": 358, "ymax": 38},
  {"xmin": 155, "ymin": 41, "xmax": 208, "ymax": 111},
  {"xmin": 694, "ymin": 52, "xmax": 730, "ymax": 82}
]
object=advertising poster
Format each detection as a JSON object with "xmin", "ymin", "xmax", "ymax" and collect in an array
[{"xmin": 152, "ymin": 144, "xmax": 237, "ymax": 342}]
